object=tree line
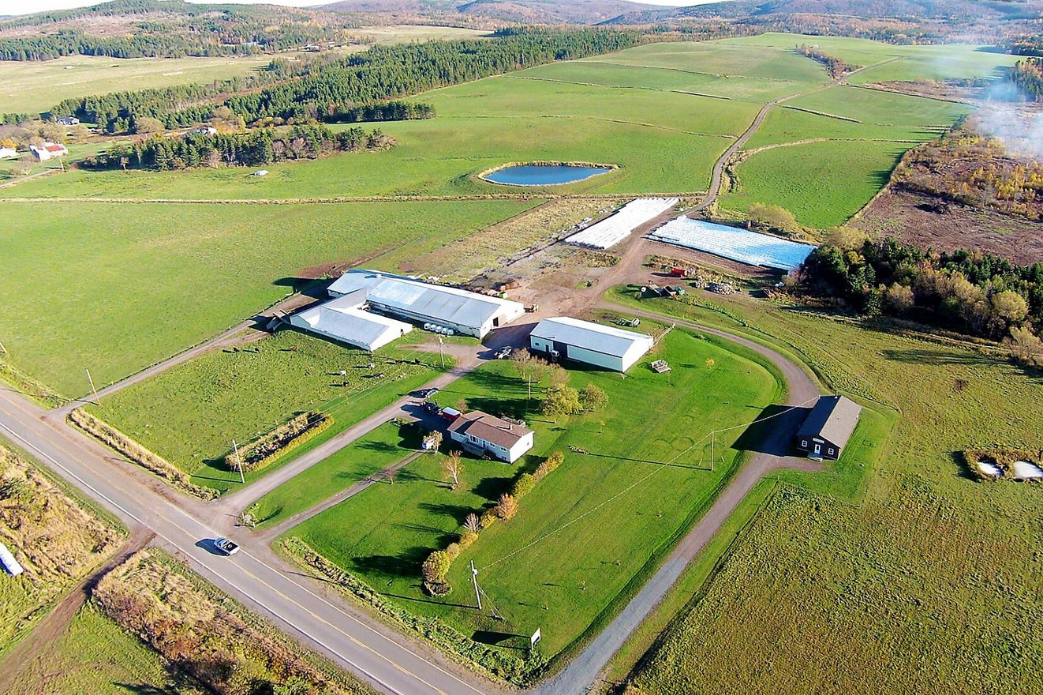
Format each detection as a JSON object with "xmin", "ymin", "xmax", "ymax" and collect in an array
[
  {"xmin": 800, "ymin": 236, "xmax": 1043, "ymax": 342},
  {"xmin": 1007, "ymin": 57, "xmax": 1043, "ymax": 100},
  {"xmin": 35, "ymin": 28, "xmax": 640, "ymax": 134},
  {"xmin": 797, "ymin": 44, "xmax": 859, "ymax": 79},
  {"xmin": 82, "ymin": 124, "xmax": 392, "ymax": 171}
]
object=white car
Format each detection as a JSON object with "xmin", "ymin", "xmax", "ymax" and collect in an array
[{"xmin": 214, "ymin": 537, "xmax": 240, "ymax": 556}]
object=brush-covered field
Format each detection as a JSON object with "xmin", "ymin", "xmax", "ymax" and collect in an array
[
  {"xmin": 89, "ymin": 330, "xmax": 449, "ymax": 492},
  {"xmin": 8, "ymin": 602, "xmax": 207, "ymax": 695},
  {"xmin": 0, "ymin": 199, "xmax": 528, "ymax": 399},
  {"xmin": 285, "ymin": 328, "xmax": 784, "ymax": 662},
  {"xmin": 607, "ymin": 290, "xmax": 1043, "ymax": 695}
]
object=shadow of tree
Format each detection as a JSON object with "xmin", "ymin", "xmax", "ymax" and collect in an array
[{"xmin": 352, "ymin": 546, "xmax": 430, "ymax": 578}]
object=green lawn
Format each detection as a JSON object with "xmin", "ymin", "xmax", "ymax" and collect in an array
[
  {"xmin": 9, "ymin": 602, "xmax": 205, "ymax": 695},
  {"xmin": 605, "ymin": 289, "xmax": 1043, "ymax": 695},
  {"xmin": 90, "ymin": 330, "xmax": 449, "ymax": 492},
  {"xmin": 722, "ymin": 139, "xmax": 909, "ymax": 228},
  {"xmin": 246, "ymin": 420, "xmax": 423, "ymax": 527},
  {"xmin": 286, "ymin": 328, "xmax": 783, "ymax": 664},
  {"xmin": 0, "ymin": 199, "xmax": 530, "ymax": 398}
]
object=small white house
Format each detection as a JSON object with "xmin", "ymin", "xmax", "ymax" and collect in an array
[
  {"xmin": 0, "ymin": 147, "xmax": 17, "ymax": 160},
  {"xmin": 55, "ymin": 116, "xmax": 80, "ymax": 126},
  {"xmin": 448, "ymin": 411, "xmax": 534, "ymax": 464},
  {"xmin": 29, "ymin": 142, "xmax": 67, "ymax": 161},
  {"xmin": 192, "ymin": 126, "xmax": 218, "ymax": 136},
  {"xmin": 530, "ymin": 317, "xmax": 654, "ymax": 372}
]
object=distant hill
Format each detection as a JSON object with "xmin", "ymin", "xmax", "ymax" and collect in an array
[
  {"xmin": 317, "ymin": 0, "xmax": 668, "ymax": 25},
  {"xmin": 612, "ymin": 0, "xmax": 1043, "ymax": 23}
]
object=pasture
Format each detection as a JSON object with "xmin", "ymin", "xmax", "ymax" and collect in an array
[
  {"xmin": 0, "ymin": 54, "xmax": 272, "ymax": 115},
  {"xmin": 285, "ymin": 328, "xmax": 783, "ymax": 662},
  {"xmin": 0, "ymin": 199, "xmax": 529, "ymax": 398},
  {"xmin": 608, "ymin": 289, "xmax": 1043, "ymax": 695},
  {"xmin": 90, "ymin": 331, "xmax": 449, "ymax": 492}
]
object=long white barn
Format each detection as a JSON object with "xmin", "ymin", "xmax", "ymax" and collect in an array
[
  {"xmin": 328, "ymin": 270, "xmax": 525, "ymax": 338},
  {"xmin": 530, "ymin": 317, "xmax": 654, "ymax": 372},
  {"xmin": 288, "ymin": 293, "xmax": 412, "ymax": 352},
  {"xmin": 566, "ymin": 197, "xmax": 679, "ymax": 250},
  {"xmin": 649, "ymin": 216, "xmax": 816, "ymax": 271}
]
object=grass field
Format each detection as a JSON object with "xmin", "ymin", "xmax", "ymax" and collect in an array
[
  {"xmin": 245, "ymin": 420, "xmax": 422, "ymax": 527},
  {"xmin": 0, "ymin": 54, "xmax": 273, "ymax": 115},
  {"xmin": 0, "ymin": 199, "xmax": 530, "ymax": 398},
  {"xmin": 723, "ymin": 139, "xmax": 910, "ymax": 228},
  {"xmin": 90, "ymin": 330, "xmax": 448, "ymax": 492},
  {"xmin": 286, "ymin": 328, "xmax": 783, "ymax": 662},
  {"xmin": 606, "ymin": 290, "xmax": 1043, "ymax": 695},
  {"xmin": 9, "ymin": 602, "xmax": 205, "ymax": 695}
]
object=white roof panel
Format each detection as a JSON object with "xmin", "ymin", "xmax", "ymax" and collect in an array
[
  {"xmin": 648, "ymin": 217, "xmax": 815, "ymax": 271},
  {"xmin": 531, "ymin": 317, "xmax": 653, "ymax": 358},
  {"xmin": 290, "ymin": 302, "xmax": 412, "ymax": 351}
]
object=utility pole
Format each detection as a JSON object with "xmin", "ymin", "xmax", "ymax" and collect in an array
[
  {"xmin": 232, "ymin": 439, "xmax": 245, "ymax": 484},
  {"xmin": 85, "ymin": 368, "xmax": 100, "ymax": 406},
  {"xmin": 438, "ymin": 336, "xmax": 445, "ymax": 370},
  {"xmin": 0, "ymin": 338, "xmax": 7, "ymax": 354},
  {"xmin": 470, "ymin": 560, "xmax": 482, "ymax": 611},
  {"xmin": 710, "ymin": 430, "xmax": 715, "ymax": 472}
]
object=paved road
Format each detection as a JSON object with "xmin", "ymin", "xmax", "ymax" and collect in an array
[{"xmin": 0, "ymin": 387, "xmax": 492, "ymax": 695}]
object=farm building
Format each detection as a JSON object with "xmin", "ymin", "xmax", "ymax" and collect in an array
[
  {"xmin": 648, "ymin": 216, "xmax": 815, "ymax": 271},
  {"xmin": 288, "ymin": 292, "xmax": 413, "ymax": 351},
  {"xmin": 55, "ymin": 116, "xmax": 79, "ymax": 126},
  {"xmin": 529, "ymin": 317, "xmax": 654, "ymax": 372},
  {"xmin": 29, "ymin": 142, "xmax": 67, "ymax": 161},
  {"xmin": 328, "ymin": 270, "xmax": 525, "ymax": 338},
  {"xmin": 192, "ymin": 126, "xmax": 218, "ymax": 136},
  {"xmin": 795, "ymin": 395, "xmax": 862, "ymax": 460},
  {"xmin": 448, "ymin": 411, "xmax": 534, "ymax": 463},
  {"xmin": 0, "ymin": 147, "xmax": 17, "ymax": 160},
  {"xmin": 566, "ymin": 197, "xmax": 679, "ymax": 250}
]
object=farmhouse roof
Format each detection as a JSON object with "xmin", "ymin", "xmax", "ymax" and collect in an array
[
  {"xmin": 328, "ymin": 270, "xmax": 523, "ymax": 331},
  {"xmin": 448, "ymin": 411, "xmax": 532, "ymax": 449},
  {"xmin": 796, "ymin": 395, "xmax": 862, "ymax": 448},
  {"xmin": 530, "ymin": 317, "xmax": 653, "ymax": 359}
]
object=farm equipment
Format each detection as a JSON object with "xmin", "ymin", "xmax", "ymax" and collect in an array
[{"xmin": 651, "ymin": 359, "xmax": 671, "ymax": 373}]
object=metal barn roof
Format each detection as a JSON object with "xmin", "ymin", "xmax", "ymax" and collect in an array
[
  {"xmin": 530, "ymin": 317, "xmax": 654, "ymax": 358},
  {"xmin": 290, "ymin": 300, "xmax": 412, "ymax": 351},
  {"xmin": 328, "ymin": 270, "xmax": 524, "ymax": 332},
  {"xmin": 796, "ymin": 395, "xmax": 862, "ymax": 449}
]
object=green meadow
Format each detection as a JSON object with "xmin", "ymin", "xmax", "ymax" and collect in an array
[
  {"xmin": 614, "ymin": 289, "xmax": 1043, "ymax": 695},
  {"xmin": 286, "ymin": 329, "xmax": 784, "ymax": 661},
  {"xmin": 89, "ymin": 330, "xmax": 449, "ymax": 492}
]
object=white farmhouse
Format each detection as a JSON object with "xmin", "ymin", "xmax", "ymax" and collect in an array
[
  {"xmin": 448, "ymin": 411, "xmax": 534, "ymax": 463},
  {"xmin": 288, "ymin": 292, "xmax": 412, "ymax": 351},
  {"xmin": 328, "ymin": 270, "xmax": 525, "ymax": 338},
  {"xmin": 529, "ymin": 317, "xmax": 654, "ymax": 372}
]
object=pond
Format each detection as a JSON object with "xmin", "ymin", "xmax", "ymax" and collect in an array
[{"xmin": 482, "ymin": 164, "xmax": 611, "ymax": 186}]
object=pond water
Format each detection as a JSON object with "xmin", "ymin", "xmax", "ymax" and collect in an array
[{"xmin": 483, "ymin": 164, "xmax": 611, "ymax": 186}]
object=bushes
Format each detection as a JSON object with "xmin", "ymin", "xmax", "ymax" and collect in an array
[
  {"xmin": 69, "ymin": 408, "xmax": 217, "ymax": 500},
  {"xmin": 495, "ymin": 493, "xmax": 519, "ymax": 521},
  {"xmin": 543, "ymin": 385, "xmax": 582, "ymax": 416},
  {"xmin": 225, "ymin": 411, "xmax": 332, "ymax": 473},
  {"xmin": 962, "ymin": 447, "xmax": 1043, "ymax": 482},
  {"xmin": 579, "ymin": 382, "xmax": 609, "ymax": 411}
]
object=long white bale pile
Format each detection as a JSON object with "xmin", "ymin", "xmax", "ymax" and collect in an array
[
  {"xmin": 566, "ymin": 197, "xmax": 679, "ymax": 250},
  {"xmin": 648, "ymin": 216, "xmax": 816, "ymax": 271}
]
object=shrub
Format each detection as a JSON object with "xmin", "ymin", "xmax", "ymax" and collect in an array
[
  {"xmin": 227, "ymin": 411, "xmax": 332, "ymax": 473},
  {"xmin": 463, "ymin": 512, "xmax": 481, "ymax": 534},
  {"xmin": 459, "ymin": 530, "xmax": 479, "ymax": 550},
  {"xmin": 543, "ymin": 385, "xmax": 582, "ymax": 416},
  {"xmin": 496, "ymin": 494, "xmax": 519, "ymax": 521},
  {"xmin": 512, "ymin": 473, "xmax": 536, "ymax": 499},
  {"xmin": 445, "ymin": 543, "xmax": 461, "ymax": 561},
  {"xmin": 479, "ymin": 509, "xmax": 499, "ymax": 530},
  {"xmin": 579, "ymin": 383, "xmax": 608, "ymax": 411},
  {"xmin": 422, "ymin": 550, "xmax": 452, "ymax": 584},
  {"xmin": 748, "ymin": 203, "xmax": 799, "ymax": 233}
]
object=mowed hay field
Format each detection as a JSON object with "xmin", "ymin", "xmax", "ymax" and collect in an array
[
  {"xmin": 287, "ymin": 329, "xmax": 784, "ymax": 661},
  {"xmin": 0, "ymin": 54, "xmax": 273, "ymax": 115},
  {"xmin": 90, "ymin": 330, "xmax": 448, "ymax": 492},
  {"xmin": 0, "ymin": 199, "xmax": 531, "ymax": 398},
  {"xmin": 613, "ymin": 293, "xmax": 1043, "ymax": 694}
]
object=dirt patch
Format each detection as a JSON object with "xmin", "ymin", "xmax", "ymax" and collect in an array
[{"xmin": 852, "ymin": 188, "xmax": 1043, "ymax": 264}]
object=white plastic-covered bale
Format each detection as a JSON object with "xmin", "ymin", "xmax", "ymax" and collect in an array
[
  {"xmin": 0, "ymin": 541, "xmax": 23, "ymax": 577},
  {"xmin": 566, "ymin": 198, "xmax": 679, "ymax": 250},
  {"xmin": 648, "ymin": 216, "xmax": 815, "ymax": 271}
]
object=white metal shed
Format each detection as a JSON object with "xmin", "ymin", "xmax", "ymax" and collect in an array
[{"xmin": 529, "ymin": 317, "xmax": 654, "ymax": 372}]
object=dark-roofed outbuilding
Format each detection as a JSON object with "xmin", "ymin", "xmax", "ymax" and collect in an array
[{"xmin": 795, "ymin": 395, "xmax": 862, "ymax": 460}]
